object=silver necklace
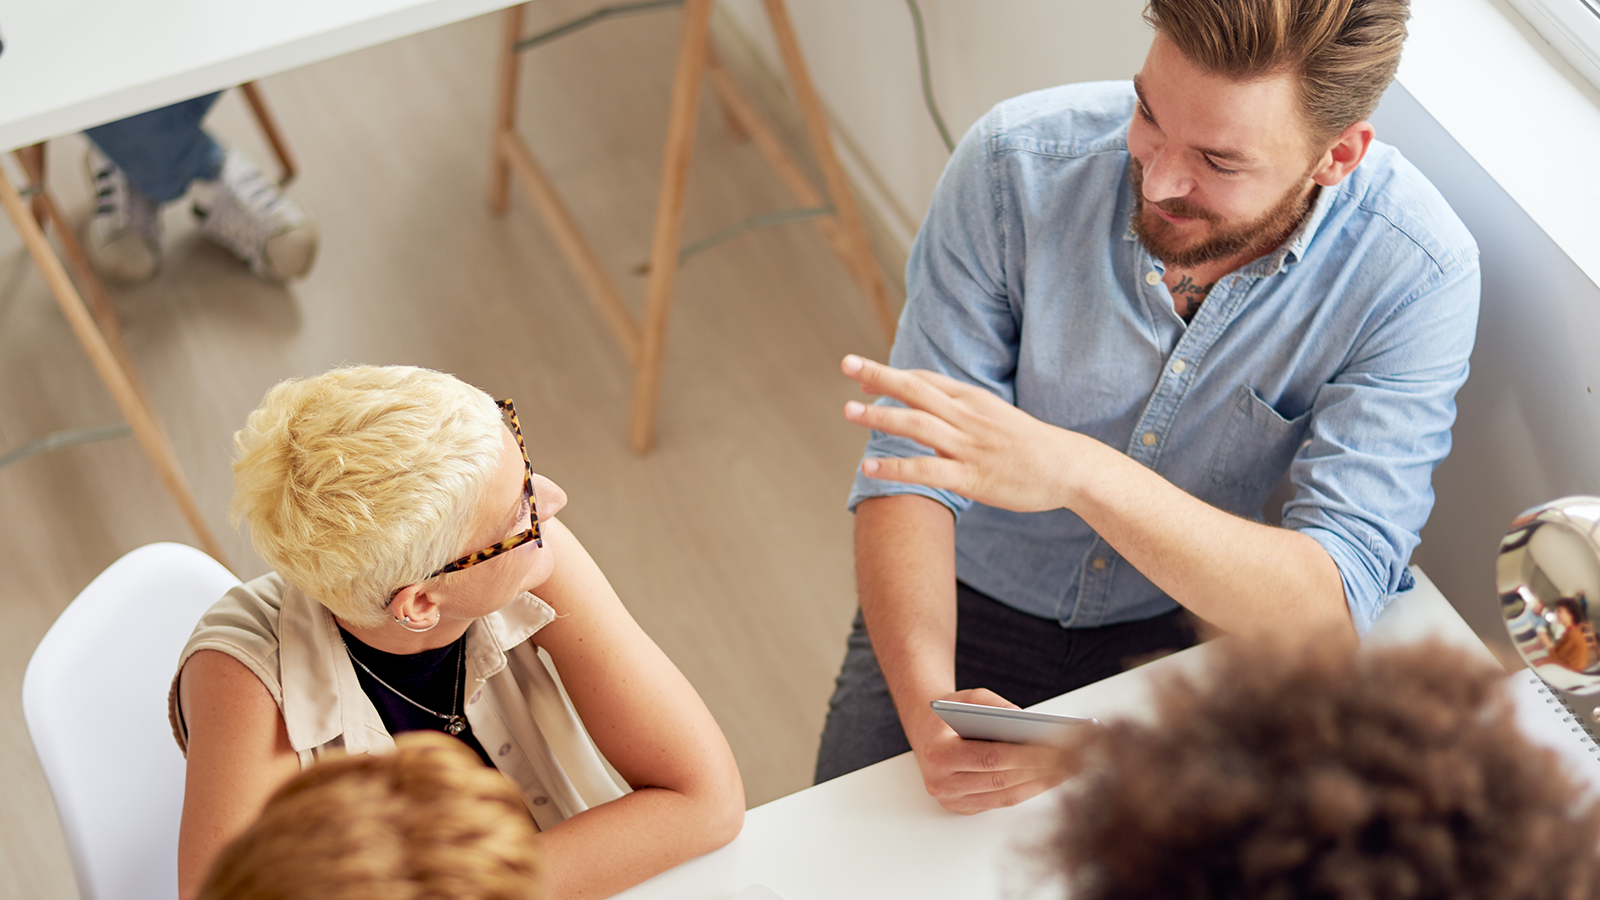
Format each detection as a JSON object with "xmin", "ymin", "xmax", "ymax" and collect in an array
[{"xmin": 339, "ymin": 632, "xmax": 468, "ymax": 736}]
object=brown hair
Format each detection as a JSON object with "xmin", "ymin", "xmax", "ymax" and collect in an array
[
  {"xmin": 1052, "ymin": 639, "xmax": 1600, "ymax": 900},
  {"xmin": 198, "ymin": 733, "xmax": 542, "ymax": 900},
  {"xmin": 1144, "ymin": 0, "xmax": 1409, "ymax": 141}
]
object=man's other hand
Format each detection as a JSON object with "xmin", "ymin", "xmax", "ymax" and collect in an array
[{"xmin": 909, "ymin": 688, "xmax": 1078, "ymax": 815}]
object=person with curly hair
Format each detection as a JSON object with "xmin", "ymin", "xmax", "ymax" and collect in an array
[
  {"xmin": 198, "ymin": 732, "xmax": 543, "ymax": 900},
  {"xmin": 1051, "ymin": 640, "xmax": 1600, "ymax": 900}
]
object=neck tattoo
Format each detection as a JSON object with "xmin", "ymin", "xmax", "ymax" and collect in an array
[{"xmin": 1171, "ymin": 274, "xmax": 1215, "ymax": 322}]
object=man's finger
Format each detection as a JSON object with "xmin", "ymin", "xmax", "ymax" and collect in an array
[
  {"xmin": 842, "ymin": 355, "xmax": 960, "ymax": 417},
  {"xmin": 844, "ymin": 401, "xmax": 962, "ymax": 453},
  {"xmin": 860, "ymin": 455, "xmax": 968, "ymax": 493},
  {"xmin": 939, "ymin": 775, "xmax": 1063, "ymax": 815}
]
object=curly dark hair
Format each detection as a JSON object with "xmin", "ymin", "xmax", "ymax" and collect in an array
[{"xmin": 1052, "ymin": 639, "xmax": 1600, "ymax": 900}]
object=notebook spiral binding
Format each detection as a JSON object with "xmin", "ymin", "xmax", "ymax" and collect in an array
[{"xmin": 1540, "ymin": 682, "xmax": 1600, "ymax": 755}]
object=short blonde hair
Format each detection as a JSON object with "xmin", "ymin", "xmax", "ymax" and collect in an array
[
  {"xmin": 198, "ymin": 732, "xmax": 543, "ymax": 900},
  {"xmin": 231, "ymin": 366, "xmax": 504, "ymax": 626}
]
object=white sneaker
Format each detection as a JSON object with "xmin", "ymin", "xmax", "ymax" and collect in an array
[
  {"xmin": 192, "ymin": 149, "xmax": 318, "ymax": 283},
  {"xmin": 84, "ymin": 147, "xmax": 161, "ymax": 284}
]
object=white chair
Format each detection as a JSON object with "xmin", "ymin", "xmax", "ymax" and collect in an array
[{"xmin": 23, "ymin": 543, "xmax": 240, "ymax": 900}]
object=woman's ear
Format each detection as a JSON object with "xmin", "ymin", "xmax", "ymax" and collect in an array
[{"xmin": 389, "ymin": 583, "xmax": 442, "ymax": 630}]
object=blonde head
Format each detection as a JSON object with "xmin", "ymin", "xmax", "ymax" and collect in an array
[
  {"xmin": 198, "ymin": 732, "xmax": 543, "ymax": 900},
  {"xmin": 231, "ymin": 365, "xmax": 504, "ymax": 626}
]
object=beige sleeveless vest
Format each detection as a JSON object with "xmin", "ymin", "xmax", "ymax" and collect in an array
[{"xmin": 168, "ymin": 572, "xmax": 626, "ymax": 830}]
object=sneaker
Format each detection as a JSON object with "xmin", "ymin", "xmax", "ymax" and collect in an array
[
  {"xmin": 192, "ymin": 148, "xmax": 318, "ymax": 283},
  {"xmin": 84, "ymin": 147, "xmax": 161, "ymax": 284}
]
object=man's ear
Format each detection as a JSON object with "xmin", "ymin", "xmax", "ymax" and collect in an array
[
  {"xmin": 1311, "ymin": 120, "xmax": 1375, "ymax": 187},
  {"xmin": 389, "ymin": 583, "xmax": 441, "ymax": 629}
]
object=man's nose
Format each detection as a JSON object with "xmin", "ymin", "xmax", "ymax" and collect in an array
[{"xmin": 1142, "ymin": 149, "xmax": 1194, "ymax": 203}]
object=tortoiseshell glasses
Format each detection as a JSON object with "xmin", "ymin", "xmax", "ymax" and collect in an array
[{"xmin": 422, "ymin": 399, "xmax": 542, "ymax": 581}]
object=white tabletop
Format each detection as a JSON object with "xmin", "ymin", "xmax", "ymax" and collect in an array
[
  {"xmin": 0, "ymin": 0, "xmax": 517, "ymax": 152},
  {"xmin": 615, "ymin": 567, "xmax": 1496, "ymax": 900}
]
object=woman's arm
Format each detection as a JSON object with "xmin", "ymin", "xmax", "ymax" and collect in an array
[
  {"xmin": 176, "ymin": 649, "xmax": 301, "ymax": 899},
  {"xmin": 530, "ymin": 518, "xmax": 745, "ymax": 900}
]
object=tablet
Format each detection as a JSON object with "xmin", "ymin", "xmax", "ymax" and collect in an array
[{"xmin": 931, "ymin": 699, "xmax": 1099, "ymax": 745}]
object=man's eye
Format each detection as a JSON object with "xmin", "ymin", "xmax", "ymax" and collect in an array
[{"xmin": 1203, "ymin": 156, "xmax": 1239, "ymax": 176}]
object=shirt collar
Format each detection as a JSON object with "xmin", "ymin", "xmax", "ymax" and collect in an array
[{"xmin": 277, "ymin": 586, "xmax": 555, "ymax": 754}]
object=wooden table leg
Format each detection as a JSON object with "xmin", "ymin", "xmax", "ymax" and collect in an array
[
  {"xmin": 762, "ymin": 0, "xmax": 897, "ymax": 344},
  {"xmin": 239, "ymin": 82, "xmax": 299, "ymax": 185},
  {"xmin": 488, "ymin": 3, "xmax": 529, "ymax": 216},
  {"xmin": 628, "ymin": 0, "xmax": 714, "ymax": 454},
  {"xmin": 18, "ymin": 143, "xmax": 47, "ymax": 226},
  {"xmin": 11, "ymin": 150, "xmax": 142, "ymax": 404},
  {"xmin": 0, "ymin": 162, "xmax": 231, "ymax": 570}
]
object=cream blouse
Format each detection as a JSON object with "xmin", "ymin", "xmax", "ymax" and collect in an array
[{"xmin": 167, "ymin": 572, "xmax": 626, "ymax": 830}]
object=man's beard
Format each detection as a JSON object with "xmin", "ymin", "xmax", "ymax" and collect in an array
[{"xmin": 1127, "ymin": 157, "xmax": 1315, "ymax": 269}]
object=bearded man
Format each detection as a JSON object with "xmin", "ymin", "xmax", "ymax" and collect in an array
[{"xmin": 816, "ymin": 0, "xmax": 1479, "ymax": 814}]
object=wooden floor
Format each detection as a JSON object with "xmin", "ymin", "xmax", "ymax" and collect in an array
[{"xmin": 0, "ymin": 7, "xmax": 894, "ymax": 898}]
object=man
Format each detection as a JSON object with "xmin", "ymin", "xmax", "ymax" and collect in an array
[{"xmin": 815, "ymin": 0, "xmax": 1479, "ymax": 814}]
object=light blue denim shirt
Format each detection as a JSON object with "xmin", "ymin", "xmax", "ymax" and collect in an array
[{"xmin": 847, "ymin": 82, "xmax": 1480, "ymax": 636}]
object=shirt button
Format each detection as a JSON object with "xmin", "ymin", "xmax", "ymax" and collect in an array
[
  {"xmin": 1091, "ymin": 558, "xmax": 1108, "ymax": 571},
  {"xmin": 1144, "ymin": 270, "xmax": 1161, "ymax": 285},
  {"xmin": 1141, "ymin": 431, "xmax": 1158, "ymax": 446},
  {"xmin": 469, "ymin": 690, "xmax": 482, "ymax": 704},
  {"xmin": 498, "ymin": 743, "xmax": 512, "ymax": 757},
  {"xmin": 532, "ymin": 796, "xmax": 549, "ymax": 806},
  {"xmin": 1170, "ymin": 359, "xmax": 1187, "ymax": 374}
]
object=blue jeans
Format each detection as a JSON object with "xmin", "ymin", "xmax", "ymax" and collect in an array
[
  {"xmin": 85, "ymin": 93, "xmax": 226, "ymax": 203},
  {"xmin": 813, "ymin": 582, "xmax": 1198, "ymax": 784}
]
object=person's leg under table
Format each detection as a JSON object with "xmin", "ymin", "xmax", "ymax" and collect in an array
[
  {"xmin": 85, "ymin": 93, "xmax": 225, "ymax": 203},
  {"xmin": 813, "ymin": 583, "xmax": 1199, "ymax": 783}
]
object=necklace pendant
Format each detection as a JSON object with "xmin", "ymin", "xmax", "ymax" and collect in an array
[{"xmin": 445, "ymin": 715, "xmax": 467, "ymax": 736}]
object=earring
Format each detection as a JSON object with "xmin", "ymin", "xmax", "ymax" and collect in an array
[{"xmin": 395, "ymin": 614, "xmax": 439, "ymax": 634}]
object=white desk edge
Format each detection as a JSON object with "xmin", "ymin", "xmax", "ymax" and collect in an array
[{"xmin": 611, "ymin": 565, "xmax": 1497, "ymax": 900}]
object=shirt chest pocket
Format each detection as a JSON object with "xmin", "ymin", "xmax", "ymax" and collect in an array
[{"xmin": 1208, "ymin": 386, "xmax": 1311, "ymax": 509}]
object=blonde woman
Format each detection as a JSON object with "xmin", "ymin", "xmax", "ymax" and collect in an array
[
  {"xmin": 199, "ymin": 732, "xmax": 544, "ymax": 900},
  {"xmin": 170, "ymin": 366, "xmax": 743, "ymax": 899}
]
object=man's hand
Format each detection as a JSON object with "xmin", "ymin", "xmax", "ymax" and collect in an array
[
  {"xmin": 907, "ymin": 688, "xmax": 1078, "ymax": 814},
  {"xmin": 842, "ymin": 354, "xmax": 1081, "ymax": 513}
]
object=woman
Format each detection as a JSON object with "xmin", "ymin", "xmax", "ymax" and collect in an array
[{"xmin": 170, "ymin": 365, "xmax": 743, "ymax": 899}]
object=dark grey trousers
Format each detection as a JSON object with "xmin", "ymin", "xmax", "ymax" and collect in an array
[{"xmin": 813, "ymin": 581, "xmax": 1198, "ymax": 784}]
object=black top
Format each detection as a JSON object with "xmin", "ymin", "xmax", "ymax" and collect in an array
[{"xmin": 337, "ymin": 624, "xmax": 495, "ymax": 767}]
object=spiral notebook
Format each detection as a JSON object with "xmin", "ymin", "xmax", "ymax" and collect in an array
[{"xmin": 1507, "ymin": 668, "xmax": 1600, "ymax": 790}]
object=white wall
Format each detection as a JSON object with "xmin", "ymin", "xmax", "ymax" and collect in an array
[
  {"xmin": 721, "ymin": 0, "xmax": 1600, "ymax": 660},
  {"xmin": 718, "ymin": 0, "xmax": 1151, "ymax": 249},
  {"xmin": 1372, "ymin": 83, "xmax": 1600, "ymax": 659}
]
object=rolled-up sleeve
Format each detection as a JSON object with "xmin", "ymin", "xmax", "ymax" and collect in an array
[
  {"xmin": 1283, "ymin": 248, "xmax": 1480, "ymax": 636},
  {"xmin": 847, "ymin": 112, "xmax": 1022, "ymax": 517}
]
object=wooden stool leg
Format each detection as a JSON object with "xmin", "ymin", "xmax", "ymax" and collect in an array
[
  {"xmin": 704, "ymin": 44, "xmax": 749, "ymax": 141},
  {"xmin": 627, "ymin": 0, "xmax": 714, "ymax": 454},
  {"xmin": 239, "ymin": 82, "xmax": 298, "ymax": 185},
  {"xmin": 0, "ymin": 163, "xmax": 231, "ymax": 571},
  {"xmin": 489, "ymin": 4, "xmax": 530, "ymax": 216},
  {"xmin": 761, "ymin": 0, "xmax": 896, "ymax": 343}
]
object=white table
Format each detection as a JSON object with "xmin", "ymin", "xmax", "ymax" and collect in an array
[
  {"xmin": 615, "ymin": 567, "xmax": 1496, "ymax": 900},
  {"xmin": 0, "ymin": 0, "xmax": 522, "ymax": 569}
]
